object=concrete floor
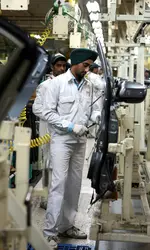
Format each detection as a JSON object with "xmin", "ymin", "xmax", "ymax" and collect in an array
[
  {"xmin": 32, "ymin": 138, "xmax": 95, "ymax": 247},
  {"xmin": 32, "ymin": 139, "xmax": 150, "ymax": 250}
]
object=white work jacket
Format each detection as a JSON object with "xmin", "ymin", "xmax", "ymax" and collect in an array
[
  {"xmin": 32, "ymin": 74, "xmax": 55, "ymax": 136},
  {"xmin": 42, "ymin": 69, "xmax": 104, "ymax": 141},
  {"xmin": 32, "ymin": 74, "xmax": 55, "ymax": 120}
]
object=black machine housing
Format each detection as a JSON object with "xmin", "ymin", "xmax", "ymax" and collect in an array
[
  {"xmin": 114, "ymin": 78, "xmax": 147, "ymax": 103},
  {"xmin": 87, "ymin": 41, "xmax": 147, "ymax": 204},
  {"xmin": 0, "ymin": 17, "xmax": 49, "ymax": 122}
]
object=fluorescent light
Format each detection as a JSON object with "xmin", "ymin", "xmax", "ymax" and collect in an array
[
  {"xmin": 134, "ymin": 47, "xmax": 138, "ymax": 56},
  {"xmin": 100, "ymin": 37, "xmax": 104, "ymax": 42},
  {"xmin": 96, "ymin": 35, "xmax": 104, "ymax": 41},
  {"xmin": 96, "ymin": 33, "xmax": 103, "ymax": 39},
  {"xmin": 103, "ymin": 47, "xmax": 106, "ymax": 54},
  {"xmin": 89, "ymin": 12, "xmax": 99, "ymax": 21},
  {"xmin": 92, "ymin": 21, "xmax": 102, "ymax": 29},
  {"xmin": 86, "ymin": 1, "xmax": 100, "ymax": 13},
  {"xmin": 94, "ymin": 28, "xmax": 103, "ymax": 36}
]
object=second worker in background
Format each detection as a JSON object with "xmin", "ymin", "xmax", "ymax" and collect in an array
[{"xmin": 32, "ymin": 53, "xmax": 67, "ymax": 209}]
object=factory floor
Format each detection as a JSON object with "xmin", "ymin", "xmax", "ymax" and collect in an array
[{"xmin": 32, "ymin": 139, "xmax": 150, "ymax": 250}]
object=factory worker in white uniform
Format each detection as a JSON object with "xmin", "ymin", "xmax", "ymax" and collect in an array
[
  {"xmin": 42, "ymin": 48, "xmax": 102, "ymax": 248},
  {"xmin": 32, "ymin": 53, "xmax": 67, "ymax": 209}
]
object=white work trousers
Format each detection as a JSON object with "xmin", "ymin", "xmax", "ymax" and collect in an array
[
  {"xmin": 39, "ymin": 120, "xmax": 50, "ymax": 169},
  {"xmin": 43, "ymin": 137, "xmax": 86, "ymax": 237}
]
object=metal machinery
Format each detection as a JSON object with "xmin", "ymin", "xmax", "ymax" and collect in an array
[
  {"xmin": 1, "ymin": 0, "xmax": 150, "ymax": 249},
  {"xmin": 0, "ymin": 2, "xmax": 96, "ymax": 249},
  {"xmin": 0, "ymin": 17, "xmax": 54, "ymax": 250},
  {"xmin": 0, "ymin": 0, "xmax": 96, "ymax": 200},
  {"xmin": 87, "ymin": 0, "xmax": 150, "ymax": 247}
]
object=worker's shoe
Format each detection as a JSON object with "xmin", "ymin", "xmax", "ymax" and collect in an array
[
  {"xmin": 40, "ymin": 201, "xmax": 47, "ymax": 210},
  {"xmin": 46, "ymin": 235, "xmax": 60, "ymax": 249},
  {"xmin": 59, "ymin": 226, "xmax": 87, "ymax": 239}
]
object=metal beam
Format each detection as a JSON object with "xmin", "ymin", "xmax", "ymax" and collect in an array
[
  {"xmin": 3, "ymin": 16, "xmax": 45, "ymax": 20},
  {"xmin": 97, "ymin": 232, "xmax": 150, "ymax": 243},
  {"xmin": 108, "ymin": 53, "xmax": 130, "ymax": 57},
  {"xmin": 8, "ymin": 190, "xmax": 51, "ymax": 250},
  {"xmin": 98, "ymin": 13, "xmax": 150, "ymax": 22},
  {"xmin": 11, "ymin": 20, "xmax": 44, "ymax": 25},
  {"xmin": 105, "ymin": 42, "xmax": 140, "ymax": 47}
]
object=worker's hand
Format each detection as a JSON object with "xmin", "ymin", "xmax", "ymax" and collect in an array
[{"xmin": 73, "ymin": 124, "xmax": 88, "ymax": 136}]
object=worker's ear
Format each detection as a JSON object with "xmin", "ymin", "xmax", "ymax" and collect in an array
[{"xmin": 51, "ymin": 64, "xmax": 54, "ymax": 71}]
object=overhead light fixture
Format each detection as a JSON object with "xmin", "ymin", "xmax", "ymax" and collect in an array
[
  {"xmin": 134, "ymin": 47, "xmax": 138, "ymax": 56},
  {"xmin": 95, "ymin": 34, "xmax": 103, "ymax": 40},
  {"xmin": 86, "ymin": 1, "xmax": 100, "ymax": 13},
  {"xmin": 100, "ymin": 37, "xmax": 104, "ymax": 43},
  {"xmin": 94, "ymin": 28, "xmax": 103, "ymax": 35},
  {"xmin": 92, "ymin": 21, "xmax": 102, "ymax": 29},
  {"xmin": 89, "ymin": 12, "xmax": 99, "ymax": 21},
  {"xmin": 95, "ymin": 34, "xmax": 103, "ymax": 41},
  {"xmin": 103, "ymin": 47, "xmax": 106, "ymax": 54}
]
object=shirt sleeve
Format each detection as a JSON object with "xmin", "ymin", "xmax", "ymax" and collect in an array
[
  {"xmin": 42, "ymin": 78, "xmax": 71, "ymax": 129},
  {"xmin": 32, "ymin": 80, "xmax": 50, "ymax": 120}
]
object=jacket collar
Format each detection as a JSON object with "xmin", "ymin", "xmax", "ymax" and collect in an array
[
  {"xmin": 65, "ymin": 69, "xmax": 87, "ymax": 85},
  {"xmin": 66, "ymin": 69, "xmax": 75, "ymax": 83}
]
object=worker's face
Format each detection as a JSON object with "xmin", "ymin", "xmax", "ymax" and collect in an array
[
  {"xmin": 145, "ymin": 71, "xmax": 150, "ymax": 79},
  {"xmin": 74, "ymin": 59, "xmax": 93, "ymax": 79},
  {"xmin": 52, "ymin": 60, "xmax": 66, "ymax": 76},
  {"xmin": 92, "ymin": 68, "xmax": 99, "ymax": 74},
  {"xmin": 99, "ymin": 68, "xmax": 103, "ymax": 75}
]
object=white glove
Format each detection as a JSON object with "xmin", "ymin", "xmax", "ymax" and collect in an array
[{"xmin": 73, "ymin": 124, "xmax": 88, "ymax": 136}]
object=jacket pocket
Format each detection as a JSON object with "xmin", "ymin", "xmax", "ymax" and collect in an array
[{"xmin": 59, "ymin": 96, "xmax": 75, "ymax": 114}]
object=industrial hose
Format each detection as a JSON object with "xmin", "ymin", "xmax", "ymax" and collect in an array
[
  {"xmin": 37, "ymin": 22, "xmax": 53, "ymax": 46},
  {"xmin": 19, "ymin": 107, "xmax": 27, "ymax": 126},
  {"xmin": 5, "ymin": 133, "xmax": 50, "ymax": 154},
  {"xmin": 30, "ymin": 134, "xmax": 50, "ymax": 148}
]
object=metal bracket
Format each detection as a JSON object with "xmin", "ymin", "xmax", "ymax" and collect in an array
[
  {"xmin": 53, "ymin": 7, "xmax": 69, "ymax": 39},
  {"xmin": 108, "ymin": 138, "xmax": 133, "ymax": 156},
  {"xmin": 1, "ymin": 0, "xmax": 29, "ymax": 10},
  {"xmin": 69, "ymin": 32, "xmax": 81, "ymax": 48}
]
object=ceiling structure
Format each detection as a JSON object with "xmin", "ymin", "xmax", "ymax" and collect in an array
[
  {"xmin": 78, "ymin": 0, "xmax": 108, "ymax": 47},
  {"xmin": 2, "ymin": 0, "xmax": 53, "ymax": 33},
  {"xmin": 0, "ymin": 0, "xmax": 150, "ymax": 57},
  {"xmin": 0, "ymin": 0, "xmax": 53, "ymax": 56}
]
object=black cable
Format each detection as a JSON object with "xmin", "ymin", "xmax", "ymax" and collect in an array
[{"xmin": 89, "ymin": 92, "xmax": 104, "ymax": 107}]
